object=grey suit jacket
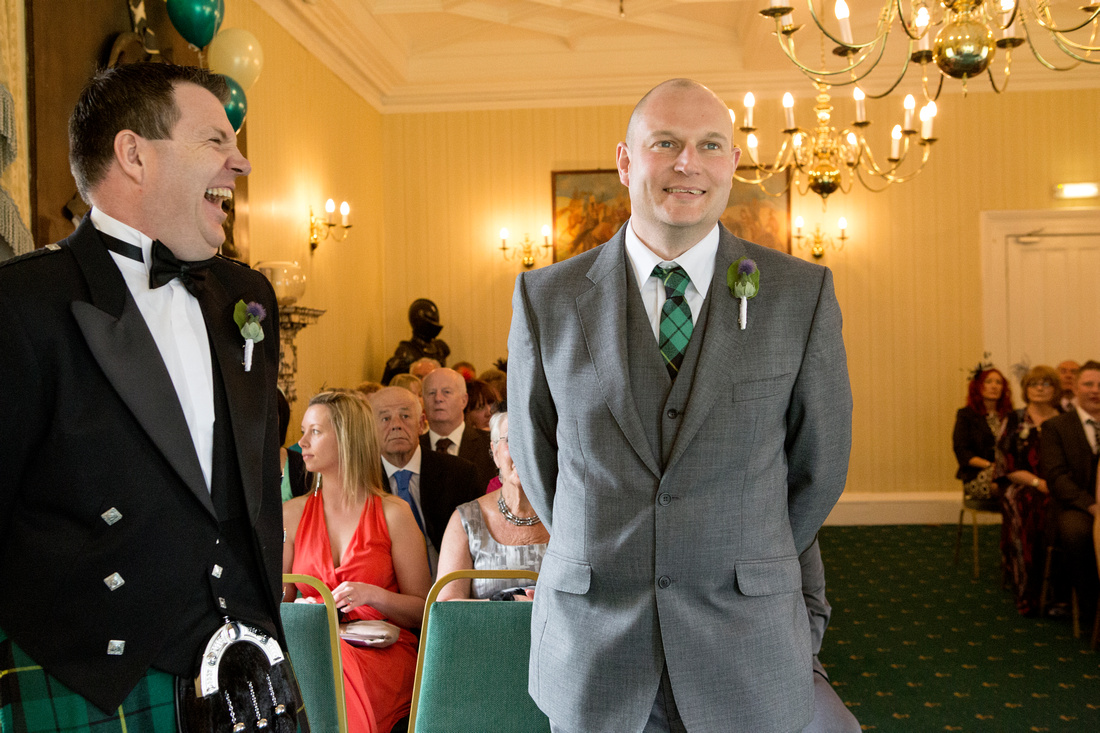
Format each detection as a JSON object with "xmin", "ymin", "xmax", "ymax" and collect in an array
[{"xmin": 507, "ymin": 224, "xmax": 852, "ymax": 732}]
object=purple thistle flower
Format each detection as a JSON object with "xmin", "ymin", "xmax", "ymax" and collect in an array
[
  {"xmin": 738, "ymin": 259, "xmax": 758, "ymax": 276},
  {"xmin": 246, "ymin": 302, "xmax": 266, "ymax": 321}
]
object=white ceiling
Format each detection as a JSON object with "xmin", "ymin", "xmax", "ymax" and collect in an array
[{"xmin": 259, "ymin": 0, "xmax": 1100, "ymax": 112}]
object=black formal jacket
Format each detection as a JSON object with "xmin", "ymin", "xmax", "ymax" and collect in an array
[
  {"xmin": 1039, "ymin": 409, "xmax": 1098, "ymax": 516},
  {"xmin": 421, "ymin": 427, "xmax": 497, "ymax": 493},
  {"xmin": 0, "ymin": 219, "xmax": 285, "ymax": 711},
  {"xmin": 952, "ymin": 406, "xmax": 998, "ymax": 482},
  {"xmin": 384, "ymin": 449, "xmax": 482, "ymax": 552}
]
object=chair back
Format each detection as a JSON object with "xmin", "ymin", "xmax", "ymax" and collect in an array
[
  {"xmin": 281, "ymin": 573, "xmax": 349, "ymax": 733},
  {"xmin": 409, "ymin": 569, "xmax": 549, "ymax": 733}
]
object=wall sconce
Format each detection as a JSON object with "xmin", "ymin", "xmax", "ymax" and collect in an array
[
  {"xmin": 793, "ymin": 215, "xmax": 848, "ymax": 259},
  {"xmin": 1052, "ymin": 182, "xmax": 1100, "ymax": 200},
  {"xmin": 499, "ymin": 225, "xmax": 552, "ymax": 269},
  {"xmin": 309, "ymin": 199, "xmax": 352, "ymax": 253}
]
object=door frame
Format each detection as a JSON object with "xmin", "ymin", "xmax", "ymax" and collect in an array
[{"xmin": 980, "ymin": 208, "xmax": 1100, "ymax": 371}]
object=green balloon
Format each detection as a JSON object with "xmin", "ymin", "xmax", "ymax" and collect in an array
[
  {"xmin": 222, "ymin": 75, "xmax": 247, "ymax": 132},
  {"xmin": 166, "ymin": 0, "xmax": 225, "ymax": 49}
]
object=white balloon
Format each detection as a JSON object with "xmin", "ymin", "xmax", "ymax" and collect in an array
[{"xmin": 208, "ymin": 28, "xmax": 264, "ymax": 91}]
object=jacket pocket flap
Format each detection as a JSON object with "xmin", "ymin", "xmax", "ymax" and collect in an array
[
  {"xmin": 735, "ymin": 556, "xmax": 802, "ymax": 596},
  {"xmin": 538, "ymin": 551, "xmax": 591, "ymax": 595},
  {"xmin": 732, "ymin": 373, "xmax": 792, "ymax": 403}
]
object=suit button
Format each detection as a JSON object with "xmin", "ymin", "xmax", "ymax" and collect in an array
[
  {"xmin": 658, "ymin": 493, "xmax": 672, "ymax": 506},
  {"xmin": 666, "ymin": 408, "xmax": 678, "ymax": 419},
  {"xmin": 211, "ymin": 564, "xmax": 223, "ymax": 579},
  {"xmin": 101, "ymin": 507, "xmax": 122, "ymax": 525},
  {"xmin": 658, "ymin": 576, "xmax": 672, "ymax": 589},
  {"xmin": 107, "ymin": 640, "xmax": 126, "ymax": 656},
  {"xmin": 103, "ymin": 572, "xmax": 125, "ymax": 591}
]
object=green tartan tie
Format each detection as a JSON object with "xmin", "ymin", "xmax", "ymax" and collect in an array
[{"xmin": 652, "ymin": 264, "xmax": 693, "ymax": 379}]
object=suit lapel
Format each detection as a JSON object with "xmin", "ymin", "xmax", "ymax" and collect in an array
[
  {"xmin": 665, "ymin": 228, "xmax": 749, "ymax": 474},
  {"xmin": 577, "ymin": 233, "xmax": 661, "ymax": 478},
  {"xmin": 68, "ymin": 221, "xmax": 215, "ymax": 516},
  {"xmin": 200, "ymin": 266, "xmax": 270, "ymax": 524}
]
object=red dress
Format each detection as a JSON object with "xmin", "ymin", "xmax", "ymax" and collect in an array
[{"xmin": 292, "ymin": 490, "xmax": 418, "ymax": 732}]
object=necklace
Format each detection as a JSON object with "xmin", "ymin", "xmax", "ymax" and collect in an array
[{"xmin": 497, "ymin": 495, "xmax": 541, "ymax": 526}]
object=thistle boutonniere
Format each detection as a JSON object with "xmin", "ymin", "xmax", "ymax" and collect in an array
[
  {"xmin": 727, "ymin": 257, "xmax": 760, "ymax": 330},
  {"xmin": 233, "ymin": 300, "xmax": 266, "ymax": 372}
]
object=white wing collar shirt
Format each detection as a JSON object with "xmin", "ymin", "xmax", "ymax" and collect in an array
[
  {"xmin": 624, "ymin": 220, "xmax": 718, "ymax": 342},
  {"xmin": 91, "ymin": 207, "xmax": 216, "ymax": 491}
]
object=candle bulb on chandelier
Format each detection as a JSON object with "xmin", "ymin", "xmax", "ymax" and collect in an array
[
  {"xmin": 920, "ymin": 101, "xmax": 937, "ymax": 139},
  {"xmin": 853, "ymin": 87, "xmax": 866, "ymax": 123},
  {"xmin": 915, "ymin": 7, "xmax": 931, "ymax": 51},
  {"xmin": 728, "ymin": 109, "xmax": 736, "ymax": 141},
  {"xmin": 1000, "ymin": 0, "xmax": 1018, "ymax": 37},
  {"xmin": 782, "ymin": 93, "xmax": 796, "ymax": 129},
  {"xmin": 743, "ymin": 93, "xmax": 755, "ymax": 128},
  {"xmin": 845, "ymin": 132, "xmax": 859, "ymax": 165},
  {"xmin": 747, "ymin": 133, "xmax": 759, "ymax": 162},
  {"xmin": 902, "ymin": 94, "xmax": 916, "ymax": 131},
  {"xmin": 890, "ymin": 125, "xmax": 902, "ymax": 159},
  {"xmin": 325, "ymin": 198, "xmax": 336, "ymax": 226},
  {"xmin": 834, "ymin": 0, "xmax": 854, "ymax": 45}
]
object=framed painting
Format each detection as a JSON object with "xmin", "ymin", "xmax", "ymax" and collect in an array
[
  {"xmin": 551, "ymin": 169, "xmax": 630, "ymax": 262},
  {"xmin": 551, "ymin": 168, "xmax": 791, "ymax": 262}
]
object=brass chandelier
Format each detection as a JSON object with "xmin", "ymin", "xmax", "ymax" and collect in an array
[
  {"xmin": 732, "ymin": 83, "xmax": 937, "ymax": 204},
  {"xmin": 760, "ymin": 0, "xmax": 1100, "ymax": 97}
]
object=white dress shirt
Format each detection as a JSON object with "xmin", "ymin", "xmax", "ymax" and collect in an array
[
  {"xmin": 624, "ymin": 220, "xmax": 718, "ymax": 343},
  {"xmin": 91, "ymin": 207, "xmax": 215, "ymax": 491},
  {"xmin": 1074, "ymin": 403, "xmax": 1100, "ymax": 453},
  {"xmin": 428, "ymin": 422, "xmax": 466, "ymax": 456},
  {"xmin": 381, "ymin": 446, "xmax": 438, "ymax": 574}
]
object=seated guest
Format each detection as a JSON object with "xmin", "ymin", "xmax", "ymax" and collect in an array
[
  {"xmin": 409, "ymin": 357, "xmax": 440, "ymax": 380},
  {"xmin": 452, "ymin": 360, "xmax": 477, "ymax": 382},
  {"xmin": 283, "ymin": 389, "xmax": 431, "ymax": 733},
  {"xmin": 999, "ymin": 365, "xmax": 1061, "ymax": 615},
  {"xmin": 436, "ymin": 410, "xmax": 549, "ymax": 601},
  {"xmin": 800, "ymin": 537, "xmax": 860, "ymax": 733},
  {"xmin": 1058, "ymin": 360, "xmax": 1080, "ymax": 411},
  {"xmin": 277, "ymin": 389, "xmax": 311, "ymax": 501},
  {"xmin": 953, "ymin": 366, "xmax": 1012, "ymax": 501},
  {"xmin": 464, "ymin": 379, "xmax": 500, "ymax": 434},
  {"xmin": 390, "ymin": 373, "xmax": 422, "ymax": 400},
  {"xmin": 422, "ymin": 368, "xmax": 498, "ymax": 490},
  {"xmin": 479, "ymin": 367, "xmax": 507, "ymax": 402},
  {"xmin": 1040, "ymin": 360, "xmax": 1100, "ymax": 624},
  {"xmin": 355, "ymin": 380, "xmax": 383, "ymax": 397},
  {"xmin": 368, "ymin": 386, "xmax": 483, "ymax": 574}
]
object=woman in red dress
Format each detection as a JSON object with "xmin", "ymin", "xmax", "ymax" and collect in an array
[{"xmin": 283, "ymin": 390, "xmax": 431, "ymax": 732}]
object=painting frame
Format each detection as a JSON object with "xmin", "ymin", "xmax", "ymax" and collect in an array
[{"xmin": 551, "ymin": 168, "xmax": 791, "ymax": 263}]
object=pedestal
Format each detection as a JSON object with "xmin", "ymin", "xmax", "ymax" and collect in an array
[{"xmin": 278, "ymin": 305, "xmax": 325, "ymax": 403}]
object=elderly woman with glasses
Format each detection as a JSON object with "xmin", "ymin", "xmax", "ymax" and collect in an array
[
  {"xmin": 999, "ymin": 365, "xmax": 1063, "ymax": 616},
  {"xmin": 435, "ymin": 408, "xmax": 549, "ymax": 600}
]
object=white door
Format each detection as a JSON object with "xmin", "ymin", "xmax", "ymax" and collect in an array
[{"xmin": 981, "ymin": 209, "xmax": 1100, "ymax": 377}]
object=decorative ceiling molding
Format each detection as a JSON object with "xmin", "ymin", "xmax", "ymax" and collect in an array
[{"xmin": 258, "ymin": 0, "xmax": 1100, "ymax": 114}]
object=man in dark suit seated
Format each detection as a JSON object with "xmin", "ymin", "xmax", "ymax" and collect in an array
[
  {"xmin": 1040, "ymin": 360, "xmax": 1100, "ymax": 622},
  {"xmin": 370, "ymin": 386, "xmax": 482, "ymax": 576},
  {"xmin": 0, "ymin": 63, "xmax": 299, "ymax": 729},
  {"xmin": 421, "ymin": 367, "xmax": 497, "ymax": 491}
]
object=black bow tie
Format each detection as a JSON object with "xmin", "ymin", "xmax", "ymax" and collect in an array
[{"xmin": 148, "ymin": 240, "xmax": 215, "ymax": 297}]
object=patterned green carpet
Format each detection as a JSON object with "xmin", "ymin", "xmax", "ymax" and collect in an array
[{"xmin": 818, "ymin": 524, "xmax": 1100, "ymax": 732}]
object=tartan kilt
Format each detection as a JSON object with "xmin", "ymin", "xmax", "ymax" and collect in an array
[{"xmin": 0, "ymin": 627, "xmax": 176, "ymax": 733}]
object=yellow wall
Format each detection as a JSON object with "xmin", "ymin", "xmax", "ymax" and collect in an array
[
  {"xmin": 225, "ymin": 2, "xmax": 385, "ymax": 430},
  {"xmin": 381, "ymin": 88, "xmax": 1100, "ymax": 495}
]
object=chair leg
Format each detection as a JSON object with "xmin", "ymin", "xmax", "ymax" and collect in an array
[
  {"xmin": 953, "ymin": 508, "xmax": 965, "ymax": 566},
  {"xmin": 1072, "ymin": 587, "xmax": 1081, "ymax": 639},
  {"xmin": 1039, "ymin": 546, "xmax": 1054, "ymax": 617},
  {"xmin": 971, "ymin": 509, "xmax": 981, "ymax": 581}
]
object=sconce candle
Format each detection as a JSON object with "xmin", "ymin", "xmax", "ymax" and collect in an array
[{"xmin": 782, "ymin": 93, "xmax": 795, "ymax": 130}]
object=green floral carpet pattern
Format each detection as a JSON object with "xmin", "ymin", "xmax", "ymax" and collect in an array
[{"xmin": 818, "ymin": 525, "xmax": 1100, "ymax": 732}]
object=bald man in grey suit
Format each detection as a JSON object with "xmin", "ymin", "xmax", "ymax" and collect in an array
[{"xmin": 508, "ymin": 79, "xmax": 852, "ymax": 732}]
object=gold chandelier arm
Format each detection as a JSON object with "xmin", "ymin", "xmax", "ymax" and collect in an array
[
  {"xmin": 1019, "ymin": 13, "xmax": 1088, "ymax": 69},
  {"xmin": 1027, "ymin": 0, "xmax": 1100, "ymax": 35},
  {"xmin": 920, "ymin": 67, "xmax": 945, "ymax": 102},
  {"xmin": 774, "ymin": 18, "xmax": 895, "ymax": 84},
  {"xmin": 985, "ymin": 50, "xmax": 1013, "ymax": 93}
]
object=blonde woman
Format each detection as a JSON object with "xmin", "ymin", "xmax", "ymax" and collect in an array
[{"xmin": 283, "ymin": 390, "xmax": 431, "ymax": 732}]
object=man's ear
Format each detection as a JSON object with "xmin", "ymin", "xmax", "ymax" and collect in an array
[
  {"xmin": 615, "ymin": 142, "xmax": 630, "ymax": 187},
  {"xmin": 113, "ymin": 130, "xmax": 146, "ymax": 185}
]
